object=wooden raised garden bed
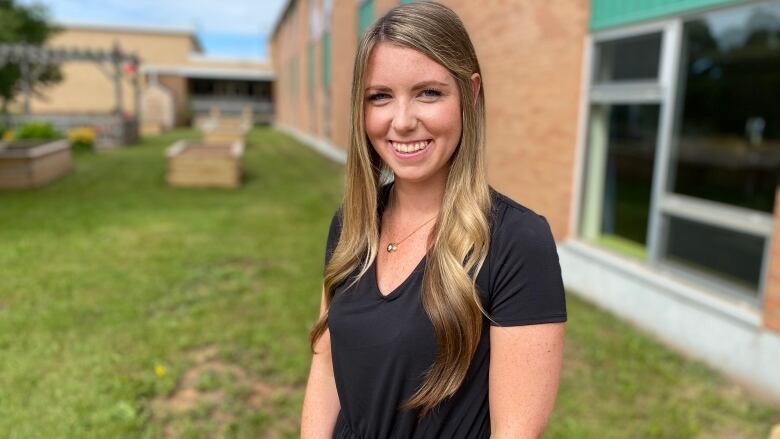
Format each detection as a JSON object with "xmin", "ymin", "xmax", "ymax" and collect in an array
[
  {"xmin": 201, "ymin": 107, "xmax": 252, "ymax": 145},
  {"xmin": 166, "ymin": 140, "xmax": 244, "ymax": 188},
  {"xmin": 202, "ymin": 118, "xmax": 249, "ymax": 145},
  {"xmin": 0, "ymin": 139, "xmax": 72, "ymax": 190}
]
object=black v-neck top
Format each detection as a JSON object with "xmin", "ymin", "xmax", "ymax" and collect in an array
[{"xmin": 323, "ymin": 183, "xmax": 567, "ymax": 439}]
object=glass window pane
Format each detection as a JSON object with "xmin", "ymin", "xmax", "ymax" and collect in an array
[
  {"xmin": 671, "ymin": 3, "xmax": 780, "ymax": 213},
  {"xmin": 580, "ymin": 104, "xmax": 660, "ymax": 258},
  {"xmin": 661, "ymin": 215, "xmax": 765, "ymax": 294},
  {"xmin": 594, "ymin": 32, "xmax": 662, "ymax": 83}
]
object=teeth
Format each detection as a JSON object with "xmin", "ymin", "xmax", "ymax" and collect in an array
[{"xmin": 392, "ymin": 140, "xmax": 429, "ymax": 153}]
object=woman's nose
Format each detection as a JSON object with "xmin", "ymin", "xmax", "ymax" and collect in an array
[{"xmin": 391, "ymin": 102, "xmax": 418, "ymax": 133}]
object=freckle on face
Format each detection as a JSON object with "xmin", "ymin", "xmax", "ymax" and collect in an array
[{"xmin": 363, "ymin": 42, "xmax": 462, "ymax": 185}]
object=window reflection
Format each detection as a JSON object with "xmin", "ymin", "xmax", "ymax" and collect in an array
[
  {"xmin": 581, "ymin": 104, "xmax": 659, "ymax": 258},
  {"xmin": 594, "ymin": 32, "xmax": 662, "ymax": 83},
  {"xmin": 663, "ymin": 215, "xmax": 765, "ymax": 293},
  {"xmin": 671, "ymin": 3, "xmax": 780, "ymax": 213}
]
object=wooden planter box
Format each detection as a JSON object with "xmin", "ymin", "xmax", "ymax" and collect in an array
[
  {"xmin": 201, "ymin": 117, "xmax": 249, "ymax": 145},
  {"xmin": 166, "ymin": 140, "xmax": 244, "ymax": 188},
  {"xmin": 0, "ymin": 139, "xmax": 73, "ymax": 190},
  {"xmin": 203, "ymin": 128, "xmax": 246, "ymax": 145}
]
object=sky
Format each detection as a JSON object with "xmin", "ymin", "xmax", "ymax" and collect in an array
[{"xmin": 19, "ymin": 0, "xmax": 288, "ymax": 60}]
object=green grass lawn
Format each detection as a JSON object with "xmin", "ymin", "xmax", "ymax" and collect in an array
[{"xmin": 0, "ymin": 128, "xmax": 777, "ymax": 438}]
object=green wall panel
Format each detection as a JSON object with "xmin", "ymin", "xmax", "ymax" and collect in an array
[
  {"xmin": 358, "ymin": 0, "xmax": 375, "ymax": 37},
  {"xmin": 322, "ymin": 32, "xmax": 331, "ymax": 88},
  {"xmin": 590, "ymin": 0, "xmax": 742, "ymax": 30}
]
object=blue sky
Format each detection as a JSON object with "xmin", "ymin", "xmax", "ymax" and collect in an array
[{"xmin": 20, "ymin": 0, "xmax": 288, "ymax": 60}]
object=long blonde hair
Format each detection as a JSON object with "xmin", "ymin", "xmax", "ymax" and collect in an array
[{"xmin": 310, "ymin": 1, "xmax": 494, "ymax": 420}]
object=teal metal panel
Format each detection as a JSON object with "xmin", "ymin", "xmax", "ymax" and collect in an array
[
  {"xmin": 358, "ymin": 0, "xmax": 375, "ymax": 37},
  {"xmin": 590, "ymin": 0, "xmax": 742, "ymax": 30}
]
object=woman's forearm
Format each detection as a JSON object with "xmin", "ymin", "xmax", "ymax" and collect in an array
[{"xmin": 300, "ymin": 329, "xmax": 341, "ymax": 439}]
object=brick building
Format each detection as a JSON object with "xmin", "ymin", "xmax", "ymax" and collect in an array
[{"xmin": 271, "ymin": 0, "xmax": 780, "ymax": 403}]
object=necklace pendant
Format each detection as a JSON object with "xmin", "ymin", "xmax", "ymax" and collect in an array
[{"xmin": 387, "ymin": 243, "xmax": 398, "ymax": 253}]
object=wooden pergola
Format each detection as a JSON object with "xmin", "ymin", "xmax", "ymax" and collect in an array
[{"xmin": 0, "ymin": 42, "xmax": 141, "ymax": 118}]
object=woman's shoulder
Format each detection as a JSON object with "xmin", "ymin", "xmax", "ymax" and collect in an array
[
  {"xmin": 488, "ymin": 186, "xmax": 551, "ymax": 235},
  {"xmin": 486, "ymin": 185, "xmax": 557, "ymax": 265}
]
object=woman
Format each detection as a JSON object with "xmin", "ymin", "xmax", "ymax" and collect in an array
[{"xmin": 301, "ymin": 2, "xmax": 567, "ymax": 438}]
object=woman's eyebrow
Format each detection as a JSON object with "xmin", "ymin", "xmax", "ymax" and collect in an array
[
  {"xmin": 364, "ymin": 80, "xmax": 451, "ymax": 93},
  {"xmin": 411, "ymin": 80, "xmax": 450, "ymax": 90}
]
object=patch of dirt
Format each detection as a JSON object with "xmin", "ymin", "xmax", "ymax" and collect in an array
[{"xmin": 151, "ymin": 345, "xmax": 302, "ymax": 438}]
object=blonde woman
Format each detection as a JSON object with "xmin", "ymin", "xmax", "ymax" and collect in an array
[{"xmin": 301, "ymin": 2, "xmax": 567, "ymax": 438}]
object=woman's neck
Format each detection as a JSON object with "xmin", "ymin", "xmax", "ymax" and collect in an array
[{"xmin": 389, "ymin": 172, "xmax": 447, "ymax": 220}]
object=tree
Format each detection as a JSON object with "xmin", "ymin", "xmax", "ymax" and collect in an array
[{"xmin": 0, "ymin": 0, "xmax": 62, "ymax": 113}]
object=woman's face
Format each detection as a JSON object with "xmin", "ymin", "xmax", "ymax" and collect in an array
[{"xmin": 363, "ymin": 42, "xmax": 462, "ymax": 185}]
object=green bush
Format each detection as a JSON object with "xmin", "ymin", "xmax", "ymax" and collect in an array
[{"xmin": 14, "ymin": 121, "xmax": 61, "ymax": 140}]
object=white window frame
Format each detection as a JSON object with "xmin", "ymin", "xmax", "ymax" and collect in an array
[{"xmin": 573, "ymin": 3, "xmax": 776, "ymax": 308}]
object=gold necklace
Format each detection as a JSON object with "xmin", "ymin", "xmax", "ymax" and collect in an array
[{"xmin": 384, "ymin": 186, "xmax": 438, "ymax": 253}]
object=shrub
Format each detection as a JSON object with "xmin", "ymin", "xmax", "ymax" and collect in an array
[
  {"xmin": 67, "ymin": 127, "xmax": 97, "ymax": 152},
  {"xmin": 15, "ymin": 121, "xmax": 61, "ymax": 140}
]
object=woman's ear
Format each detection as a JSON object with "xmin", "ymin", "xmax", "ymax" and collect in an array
[{"xmin": 470, "ymin": 73, "xmax": 481, "ymax": 106}]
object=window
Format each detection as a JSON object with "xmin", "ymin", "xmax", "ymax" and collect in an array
[
  {"xmin": 579, "ymin": 1, "xmax": 778, "ymax": 304},
  {"xmin": 580, "ymin": 103, "xmax": 660, "ymax": 260},
  {"xmin": 308, "ymin": 43, "xmax": 316, "ymax": 92},
  {"xmin": 671, "ymin": 3, "xmax": 780, "ymax": 213},
  {"xmin": 594, "ymin": 32, "xmax": 662, "ymax": 83},
  {"xmin": 322, "ymin": 32, "xmax": 331, "ymax": 88}
]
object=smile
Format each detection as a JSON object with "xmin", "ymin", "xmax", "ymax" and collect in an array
[{"xmin": 389, "ymin": 139, "xmax": 433, "ymax": 154}]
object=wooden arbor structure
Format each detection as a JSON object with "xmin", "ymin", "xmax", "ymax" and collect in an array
[{"xmin": 0, "ymin": 42, "xmax": 141, "ymax": 130}]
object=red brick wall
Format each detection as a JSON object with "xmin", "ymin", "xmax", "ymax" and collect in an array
[
  {"xmin": 763, "ymin": 187, "xmax": 780, "ymax": 332},
  {"xmin": 445, "ymin": 0, "xmax": 589, "ymax": 240}
]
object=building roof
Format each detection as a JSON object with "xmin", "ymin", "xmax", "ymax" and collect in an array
[
  {"xmin": 141, "ymin": 64, "xmax": 275, "ymax": 81},
  {"xmin": 59, "ymin": 21, "xmax": 203, "ymax": 52}
]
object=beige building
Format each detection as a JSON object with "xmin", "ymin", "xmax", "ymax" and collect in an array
[
  {"xmin": 272, "ymin": 0, "xmax": 780, "ymax": 405},
  {"xmin": 12, "ymin": 22, "xmax": 274, "ymax": 134}
]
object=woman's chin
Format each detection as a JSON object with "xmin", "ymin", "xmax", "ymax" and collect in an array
[{"xmin": 389, "ymin": 168, "xmax": 438, "ymax": 184}]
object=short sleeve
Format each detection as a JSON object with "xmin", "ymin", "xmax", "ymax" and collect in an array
[
  {"xmin": 487, "ymin": 206, "xmax": 567, "ymax": 326},
  {"xmin": 323, "ymin": 206, "xmax": 343, "ymax": 274}
]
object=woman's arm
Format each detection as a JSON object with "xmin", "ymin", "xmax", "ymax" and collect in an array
[
  {"xmin": 489, "ymin": 322, "xmax": 566, "ymax": 439},
  {"xmin": 300, "ymin": 286, "xmax": 341, "ymax": 438}
]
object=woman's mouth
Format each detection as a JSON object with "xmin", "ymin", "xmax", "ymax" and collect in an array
[{"xmin": 389, "ymin": 139, "xmax": 433, "ymax": 157}]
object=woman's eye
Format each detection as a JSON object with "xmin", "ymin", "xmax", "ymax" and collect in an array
[
  {"xmin": 367, "ymin": 93, "xmax": 390, "ymax": 101},
  {"xmin": 421, "ymin": 88, "xmax": 442, "ymax": 98}
]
